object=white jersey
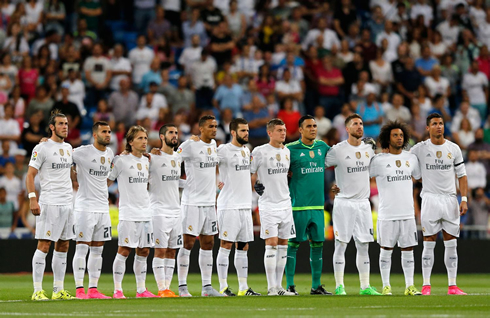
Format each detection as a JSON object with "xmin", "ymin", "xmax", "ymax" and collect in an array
[
  {"xmin": 370, "ymin": 151, "xmax": 421, "ymax": 220},
  {"xmin": 149, "ymin": 151, "xmax": 182, "ymax": 217},
  {"xmin": 73, "ymin": 145, "xmax": 114, "ymax": 213},
  {"xmin": 250, "ymin": 144, "xmax": 291, "ymax": 212},
  {"xmin": 411, "ymin": 139, "xmax": 466, "ymax": 197},
  {"xmin": 178, "ymin": 139, "xmax": 219, "ymax": 206},
  {"xmin": 217, "ymin": 143, "xmax": 252, "ymax": 210},
  {"xmin": 28, "ymin": 139, "xmax": 73, "ymax": 205},
  {"xmin": 325, "ymin": 140, "xmax": 374, "ymax": 200},
  {"xmin": 108, "ymin": 154, "xmax": 150, "ymax": 221}
]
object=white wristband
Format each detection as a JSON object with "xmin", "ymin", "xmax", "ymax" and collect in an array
[
  {"xmin": 28, "ymin": 192, "xmax": 36, "ymax": 199},
  {"xmin": 461, "ymin": 196, "xmax": 467, "ymax": 202}
]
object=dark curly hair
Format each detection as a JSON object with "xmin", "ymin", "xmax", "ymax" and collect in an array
[{"xmin": 378, "ymin": 120, "xmax": 410, "ymax": 150}]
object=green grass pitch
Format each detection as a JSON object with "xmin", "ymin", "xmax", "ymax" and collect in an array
[{"xmin": 0, "ymin": 273, "xmax": 489, "ymax": 317}]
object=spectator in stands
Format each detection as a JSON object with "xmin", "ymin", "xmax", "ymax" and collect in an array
[
  {"xmin": 10, "ymin": 85, "xmax": 25, "ymax": 119},
  {"xmin": 190, "ymin": 49, "xmax": 217, "ymax": 110},
  {"xmin": 209, "ymin": 21, "xmax": 234, "ymax": 67},
  {"xmin": 140, "ymin": 58, "xmax": 162, "ymax": 93},
  {"xmin": 0, "ymin": 161, "xmax": 22, "ymax": 213},
  {"xmin": 79, "ymin": 0, "xmax": 102, "ymax": 33},
  {"xmin": 241, "ymin": 78, "xmax": 266, "ymax": 112},
  {"xmin": 216, "ymin": 108, "xmax": 233, "ymax": 143},
  {"xmin": 133, "ymin": 0, "xmax": 156, "ymax": 34},
  {"xmin": 44, "ymin": 0, "xmax": 66, "ymax": 36},
  {"xmin": 18, "ymin": 56, "xmax": 38, "ymax": 101},
  {"xmin": 140, "ymin": 82, "xmax": 168, "ymax": 112},
  {"xmin": 462, "ymin": 60, "xmax": 489, "ymax": 121},
  {"xmin": 108, "ymin": 78, "xmax": 138, "ymax": 128},
  {"xmin": 93, "ymin": 99, "xmax": 115, "ymax": 130},
  {"xmin": 302, "ymin": 17, "xmax": 340, "ymax": 52},
  {"xmin": 467, "ymin": 187, "xmax": 490, "ymax": 239},
  {"xmin": 20, "ymin": 109, "xmax": 45, "ymax": 159},
  {"xmin": 201, "ymin": 0, "xmax": 224, "ymax": 34},
  {"xmin": 466, "ymin": 149, "xmax": 487, "ymax": 190},
  {"xmin": 256, "ymin": 64, "xmax": 276, "ymax": 99},
  {"xmin": 0, "ymin": 187, "xmax": 16, "ymax": 234},
  {"xmin": 397, "ymin": 57, "xmax": 422, "ymax": 107},
  {"xmin": 0, "ymin": 103, "xmax": 20, "ymax": 154},
  {"xmin": 182, "ymin": 8, "xmax": 208, "ymax": 48},
  {"xmin": 356, "ymin": 91, "xmax": 383, "ymax": 138},
  {"xmin": 84, "ymin": 43, "xmax": 112, "ymax": 109},
  {"xmin": 52, "ymin": 83, "xmax": 81, "ymax": 129},
  {"xmin": 129, "ymin": 35, "xmax": 155, "ymax": 88},
  {"xmin": 317, "ymin": 56, "xmax": 344, "ymax": 119},
  {"xmin": 369, "ymin": 48, "xmax": 393, "ymax": 94},
  {"xmin": 110, "ymin": 44, "xmax": 132, "ymax": 92},
  {"xmin": 333, "ymin": 0, "xmax": 358, "ymax": 39},
  {"xmin": 277, "ymin": 97, "xmax": 301, "ymax": 142},
  {"xmin": 424, "ymin": 65, "xmax": 450, "ymax": 106},
  {"xmin": 275, "ymin": 68, "xmax": 303, "ymax": 113},
  {"xmin": 385, "ymin": 93, "xmax": 411, "ymax": 123},
  {"xmin": 453, "ymin": 118, "xmax": 475, "ymax": 152},
  {"xmin": 147, "ymin": 6, "xmax": 171, "ymax": 45},
  {"xmin": 452, "ymin": 101, "xmax": 481, "ymax": 134},
  {"xmin": 26, "ymin": 85, "xmax": 53, "ymax": 124},
  {"xmin": 178, "ymin": 34, "xmax": 202, "ymax": 75},
  {"xmin": 61, "ymin": 69, "xmax": 85, "ymax": 113},
  {"xmin": 226, "ymin": 0, "xmax": 246, "ymax": 42},
  {"xmin": 0, "ymin": 141, "xmax": 14, "ymax": 173},
  {"xmin": 376, "ymin": 20, "xmax": 400, "ymax": 59},
  {"xmin": 415, "ymin": 45, "xmax": 438, "ymax": 78},
  {"xmin": 314, "ymin": 105, "xmax": 332, "ymax": 139},
  {"xmin": 342, "ymin": 52, "xmax": 370, "ymax": 101},
  {"xmin": 3, "ymin": 22, "xmax": 29, "ymax": 63},
  {"xmin": 213, "ymin": 74, "xmax": 243, "ymax": 117},
  {"xmin": 243, "ymin": 95, "xmax": 270, "ymax": 148},
  {"xmin": 167, "ymin": 75, "xmax": 194, "ymax": 115}
]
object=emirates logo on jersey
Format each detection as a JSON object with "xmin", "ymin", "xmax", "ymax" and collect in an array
[
  {"xmin": 436, "ymin": 151, "xmax": 442, "ymax": 158},
  {"xmin": 59, "ymin": 149, "xmax": 64, "ymax": 156},
  {"xmin": 171, "ymin": 160, "xmax": 176, "ymax": 167},
  {"xmin": 101, "ymin": 157, "xmax": 105, "ymax": 164},
  {"xmin": 396, "ymin": 160, "xmax": 401, "ymax": 168},
  {"xmin": 356, "ymin": 152, "xmax": 361, "ymax": 159},
  {"xmin": 309, "ymin": 151, "xmax": 314, "ymax": 158},
  {"xmin": 447, "ymin": 153, "xmax": 452, "ymax": 159},
  {"xmin": 137, "ymin": 163, "xmax": 142, "ymax": 170}
]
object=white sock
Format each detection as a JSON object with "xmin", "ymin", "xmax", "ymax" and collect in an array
[
  {"xmin": 379, "ymin": 249, "xmax": 393, "ymax": 288},
  {"xmin": 88, "ymin": 246, "xmax": 103, "ymax": 289},
  {"xmin": 73, "ymin": 244, "xmax": 89, "ymax": 289},
  {"xmin": 199, "ymin": 249, "xmax": 213, "ymax": 287},
  {"xmin": 217, "ymin": 247, "xmax": 231, "ymax": 291},
  {"xmin": 333, "ymin": 240, "xmax": 347, "ymax": 288},
  {"xmin": 177, "ymin": 248, "xmax": 191, "ymax": 286},
  {"xmin": 113, "ymin": 253, "xmax": 127, "ymax": 292},
  {"xmin": 32, "ymin": 249, "xmax": 47, "ymax": 292},
  {"xmin": 444, "ymin": 240, "xmax": 458, "ymax": 286},
  {"xmin": 152, "ymin": 257, "xmax": 165, "ymax": 291},
  {"xmin": 164, "ymin": 258, "xmax": 175, "ymax": 290},
  {"xmin": 355, "ymin": 241, "xmax": 370, "ymax": 289},
  {"xmin": 275, "ymin": 245, "xmax": 288, "ymax": 288},
  {"xmin": 264, "ymin": 245, "xmax": 277, "ymax": 290},
  {"xmin": 401, "ymin": 250, "xmax": 415, "ymax": 288},
  {"xmin": 235, "ymin": 250, "xmax": 248, "ymax": 291},
  {"xmin": 52, "ymin": 251, "xmax": 67, "ymax": 293},
  {"xmin": 422, "ymin": 241, "xmax": 435, "ymax": 286},
  {"xmin": 134, "ymin": 255, "xmax": 148, "ymax": 294}
]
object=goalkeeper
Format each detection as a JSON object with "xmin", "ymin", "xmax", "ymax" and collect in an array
[{"xmin": 284, "ymin": 115, "xmax": 331, "ymax": 295}]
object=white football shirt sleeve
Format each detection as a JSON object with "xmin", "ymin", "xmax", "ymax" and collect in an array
[
  {"xmin": 250, "ymin": 148, "xmax": 261, "ymax": 174},
  {"xmin": 454, "ymin": 145, "xmax": 467, "ymax": 178},
  {"xmin": 412, "ymin": 157, "xmax": 422, "ymax": 180},
  {"xmin": 325, "ymin": 146, "xmax": 337, "ymax": 167},
  {"xmin": 108, "ymin": 156, "xmax": 121, "ymax": 181},
  {"xmin": 28, "ymin": 144, "xmax": 45, "ymax": 170},
  {"xmin": 369, "ymin": 156, "xmax": 379, "ymax": 178}
]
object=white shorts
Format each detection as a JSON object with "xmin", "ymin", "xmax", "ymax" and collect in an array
[
  {"xmin": 259, "ymin": 208, "xmax": 296, "ymax": 240},
  {"xmin": 218, "ymin": 209, "xmax": 254, "ymax": 242},
  {"xmin": 35, "ymin": 204, "xmax": 75, "ymax": 241},
  {"xmin": 332, "ymin": 198, "xmax": 374, "ymax": 243},
  {"xmin": 118, "ymin": 220, "xmax": 154, "ymax": 248},
  {"xmin": 421, "ymin": 193, "xmax": 460, "ymax": 237},
  {"xmin": 377, "ymin": 219, "xmax": 418, "ymax": 248},
  {"xmin": 153, "ymin": 215, "xmax": 183, "ymax": 249},
  {"xmin": 181, "ymin": 205, "xmax": 217, "ymax": 236},
  {"xmin": 75, "ymin": 212, "xmax": 112, "ymax": 242}
]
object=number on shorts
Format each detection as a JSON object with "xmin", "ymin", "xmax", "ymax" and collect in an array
[
  {"xmin": 177, "ymin": 235, "xmax": 182, "ymax": 245},
  {"xmin": 212, "ymin": 221, "xmax": 217, "ymax": 232},
  {"xmin": 291, "ymin": 225, "xmax": 296, "ymax": 235},
  {"xmin": 104, "ymin": 227, "xmax": 111, "ymax": 238},
  {"xmin": 73, "ymin": 225, "xmax": 76, "ymax": 235},
  {"xmin": 147, "ymin": 233, "xmax": 153, "ymax": 244}
]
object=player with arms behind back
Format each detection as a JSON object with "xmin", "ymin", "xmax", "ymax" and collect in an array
[
  {"xmin": 250, "ymin": 119, "xmax": 296, "ymax": 296},
  {"xmin": 326, "ymin": 114, "xmax": 381, "ymax": 296},
  {"xmin": 72, "ymin": 121, "xmax": 114, "ymax": 299},
  {"xmin": 411, "ymin": 113, "xmax": 468, "ymax": 295},
  {"xmin": 370, "ymin": 121, "xmax": 422, "ymax": 296},
  {"xmin": 28, "ymin": 110, "xmax": 75, "ymax": 300}
]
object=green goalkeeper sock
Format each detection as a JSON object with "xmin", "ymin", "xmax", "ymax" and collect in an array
[
  {"xmin": 310, "ymin": 243, "xmax": 323, "ymax": 289},
  {"xmin": 286, "ymin": 242, "xmax": 299, "ymax": 288}
]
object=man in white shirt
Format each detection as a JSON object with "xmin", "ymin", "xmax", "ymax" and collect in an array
[
  {"xmin": 178, "ymin": 34, "xmax": 202, "ymax": 75},
  {"xmin": 27, "ymin": 111, "xmax": 75, "ymax": 300},
  {"xmin": 302, "ymin": 18, "xmax": 340, "ymax": 51},
  {"xmin": 410, "ymin": 0, "xmax": 433, "ymax": 27},
  {"xmin": 250, "ymin": 118, "xmax": 296, "ymax": 296},
  {"xmin": 411, "ymin": 113, "xmax": 468, "ymax": 295},
  {"xmin": 176, "ymin": 115, "xmax": 223, "ymax": 297},
  {"xmin": 129, "ymin": 35, "xmax": 155, "ymax": 87},
  {"xmin": 462, "ymin": 60, "xmax": 489, "ymax": 120},
  {"xmin": 436, "ymin": 15, "xmax": 460, "ymax": 47},
  {"xmin": 110, "ymin": 44, "xmax": 132, "ymax": 91},
  {"xmin": 466, "ymin": 149, "xmax": 487, "ymax": 190},
  {"xmin": 326, "ymin": 114, "xmax": 381, "ymax": 296},
  {"xmin": 62, "ymin": 69, "xmax": 86, "ymax": 114},
  {"xmin": 385, "ymin": 93, "xmax": 412, "ymax": 124},
  {"xmin": 190, "ymin": 50, "xmax": 218, "ymax": 110},
  {"xmin": 376, "ymin": 21, "xmax": 401, "ymax": 58},
  {"xmin": 450, "ymin": 101, "xmax": 481, "ymax": 134},
  {"xmin": 83, "ymin": 43, "xmax": 112, "ymax": 106},
  {"xmin": 275, "ymin": 69, "xmax": 303, "ymax": 112},
  {"xmin": 0, "ymin": 104, "xmax": 20, "ymax": 155},
  {"xmin": 370, "ymin": 121, "xmax": 422, "ymax": 296},
  {"xmin": 149, "ymin": 124, "xmax": 183, "ymax": 298},
  {"xmin": 71, "ymin": 121, "xmax": 113, "ymax": 300},
  {"xmin": 216, "ymin": 118, "xmax": 260, "ymax": 296},
  {"xmin": 109, "ymin": 126, "xmax": 157, "ymax": 299}
]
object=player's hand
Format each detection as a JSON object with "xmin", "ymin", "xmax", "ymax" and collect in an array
[
  {"xmin": 150, "ymin": 148, "xmax": 161, "ymax": 155},
  {"xmin": 121, "ymin": 150, "xmax": 129, "ymax": 155},
  {"xmin": 190, "ymin": 135, "xmax": 199, "ymax": 142},
  {"xmin": 362, "ymin": 137, "xmax": 377, "ymax": 150},
  {"xmin": 143, "ymin": 152, "xmax": 151, "ymax": 162},
  {"xmin": 30, "ymin": 199, "xmax": 40, "ymax": 216},
  {"xmin": 39, "ymin": 137, "xmax": 48, "ymax": 143},
  {"xmin": 331, "ymin": 184, "xmax": 340, "ymax": 195},
  {"xmin": 254, "ymin": 181, "xmax": 265, "ymax": 196},
  {"xmin": 218, "ymin": 182, "xmax": 224, "ymax": 190},
  {"xmin": 459, "ymin": 201, "xmax": 468, "ymax": 216}
]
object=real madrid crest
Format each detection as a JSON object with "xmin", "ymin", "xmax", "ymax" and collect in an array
[
  {"xmin": 101, "ymin": 157, "xmax": 105, "ymax": 164},
  {"xmin": 67, "ymin": 150, "xmax": 70, "ymax": 156},
  {"xmin": 318, "ymin": 149, "xmax": 321, "ymax": 156},
  {"xmin": 447, "ymin": 153, "xmax": 452, "ymax": 159},
  {"xmin": 59, "ymin": 149, "xmax": 64, "ymax": 156},
  {"xmin": 171, "ymin": 160, "xmax": 176, "ymax": 167},
  {"xmin": 406, "ymin": 161, "xmax": 410, "ymax": 167},
  {"xmin": 207, "ymin": 148, "xmax": 211, "ymax": 155},
  {"xmin": 286, "ymin": 155, "xmax": 289, "ymax": 161},
  {"xmin": 356, "ymin": 152, "xmax": 361, "ymax": 159},
  {"xmin": 145, "ymin": 165, "xmax": 148, "ymax": 170},
  {"xmin": 137, "ymin": 163, "xmax": 142, "ymax": 170},
  {"xmin": 309, "ymin": 150, "xmax": 315, "ymax": 158},
  {"xmin": 241, "ymin": 150, "xmax": 245, "ymax": 157},
  {"xmin": 436, "ymin": 151, "xmax": 442, "ymax": 158},
  {"xmin": 276, "ymin": 154, "xmax": 281, "ymax": 161},
  {"xmin": 396, "ymin": 160, "xmax": 401, "ymax": 168},
  {"xmin": 365, "ymin": 152, "xmax": 369, "ymax": 158}
]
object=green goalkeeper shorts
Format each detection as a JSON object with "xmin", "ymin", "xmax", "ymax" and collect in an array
[{"xmin": 289, "ymin": 210, "xmax": 325, "ymax": 242}]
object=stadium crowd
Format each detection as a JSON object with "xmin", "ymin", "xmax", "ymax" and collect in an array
[{"xmin": 0, "ymin": 0, "xmax": 488, "ymax": 239}]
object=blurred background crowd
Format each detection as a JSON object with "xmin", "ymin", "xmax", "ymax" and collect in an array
[{"xmin": 0, "ymin": 0, "xmax": 488, "ymax": 239}]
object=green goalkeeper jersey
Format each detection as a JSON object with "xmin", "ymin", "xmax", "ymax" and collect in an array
[{"xmin": 286, "ymin": 139, "xmax": 330, "ymax": 211}]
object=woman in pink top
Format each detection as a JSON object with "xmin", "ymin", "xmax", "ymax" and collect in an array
[
  {"xmin": 255, "ymin": 64, "xmax": 275, "ymax": 97},
  {"xmin": 18, "ymin": 56, "xmax": 38, "ymax": 102}
]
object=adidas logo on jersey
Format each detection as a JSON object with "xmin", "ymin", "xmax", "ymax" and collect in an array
[
  {"xmin": 345, "ymin": 156, "xmax": 351, "ymax": 159},
  {"xmin": 233, "ymin": 154, "xmax": 238, "ymax": 157},
  {"xmin": 426, "ymin": 153, "xmax": 431, "ymax": 157},
  {"xmin": 269, "ymin": 157, "xmax": 274, "ymax": 161},
  {"xmin": 130, "ymin": 166, "xmax": 135, "ymax": 169},
  {"xmin": 92, "ymin": 159, "xmax": 97, "ymax": 163},
  {"xmin": 200, "ymin": 151, "xmax": 204, "ymax": 154},
  {"xmin": 53, "ymin": 152, "xmax": 58, "ymax": 156},
  {"xmin": 386, "ymin": 164, "xmax": 391, "ymax": 168},
  {"xmin": 161, "ymin": 163, "xmax": 166, "ymax": 167},
  {"xmin": 300, "ymin": 153, "xmax": 305, "ymax": 157}
]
